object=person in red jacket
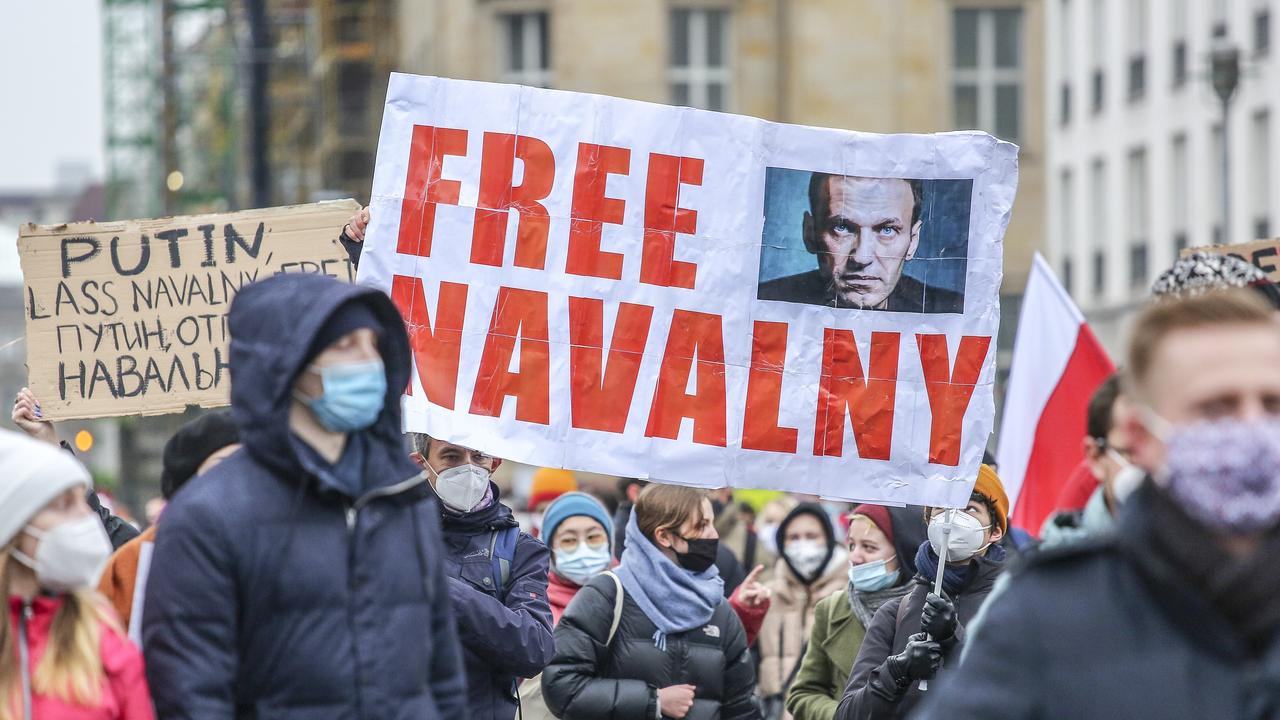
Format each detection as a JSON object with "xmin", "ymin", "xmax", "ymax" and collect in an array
[{"xmin": 0, "ymin": 429, "xmax": 153, "ymax": 720}]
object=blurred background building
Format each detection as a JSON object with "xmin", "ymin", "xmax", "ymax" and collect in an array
[{"xmin": 1047, "ymin": 0, "xmax": 1277, "ymax": 353}]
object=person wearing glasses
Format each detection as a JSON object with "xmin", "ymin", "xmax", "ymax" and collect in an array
[{"xmin": 542, "ymin": 492, "xmax": 615, "ymax": 625}]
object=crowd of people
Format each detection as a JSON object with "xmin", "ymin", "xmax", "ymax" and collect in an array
[{"xmin": 2, "ymin": 204, "xmax": 1280, "ymax": 719}]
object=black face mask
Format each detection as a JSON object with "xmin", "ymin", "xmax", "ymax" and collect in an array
[{"xmin": 674, "ymin": 535, "xmax": 719, "ymax": 573}]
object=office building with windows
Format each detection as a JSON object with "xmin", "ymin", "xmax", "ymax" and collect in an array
[{"xmin": 1047, "ymin": 0, "xmax": 1278, "ymax": 352}]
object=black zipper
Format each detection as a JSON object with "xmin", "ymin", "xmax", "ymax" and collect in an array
[{"xmin": 345, "ymin": 502, "xmax": 366, "ymax": 717}]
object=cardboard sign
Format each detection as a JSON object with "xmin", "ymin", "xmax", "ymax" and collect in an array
[
  {"xmin": 19, "ymin": 199, "xmax": 360, "ymax": 420},
  {"xmin": 1181, "ymin": 239, "xmax": 1280, "ymax": 282},
  {"xmin": 359, "ymin": 74, "xmax": 1017, "ymax": 507}
]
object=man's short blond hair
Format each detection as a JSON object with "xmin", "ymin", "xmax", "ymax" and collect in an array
[{"xmin": 1126, "ymin": 289, "xmax": 1276, "ymax": 400}]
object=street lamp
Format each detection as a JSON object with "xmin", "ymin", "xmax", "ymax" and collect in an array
[{"xmin": 1210, "ymin": 37, "xmax": 1241, "ymax": 246}]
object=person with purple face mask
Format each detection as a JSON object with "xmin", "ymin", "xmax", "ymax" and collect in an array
[{"xmin": 916, "ymin": 289, "xmax": 1280, "ymax": 720}]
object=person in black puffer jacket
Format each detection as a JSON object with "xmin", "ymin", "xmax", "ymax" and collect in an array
[
  {"xmin": 834, "ymin": 465, "xmax": 1010, "ymax": 720},
  {"xmin": 543, "ymin": 483, "xmax": 762, "ymax": 720},
  {"xmin": 142, "ymin": 273, "xmax": 467, "ymax": 719}
]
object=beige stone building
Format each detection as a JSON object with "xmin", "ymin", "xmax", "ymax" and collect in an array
[{"xmin": 396, "ymin": 0, "xmax": 1043, "ymax": 303}]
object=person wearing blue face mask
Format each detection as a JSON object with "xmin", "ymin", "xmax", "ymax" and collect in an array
[
  {"xmin": 143, "ymin": 273, "xmax": 468, "ymax": 720},
  {"xmin": 541, "ymin": 492, "xmax": 614, "ymax": 625},
  {"xmin": 786, "ymin": 505, "xmax": 916, "ymax": 720}
]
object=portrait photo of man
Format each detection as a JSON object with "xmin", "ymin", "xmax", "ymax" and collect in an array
[{"xmin": 757, "ymin": 171, "xmax": 968, "ymax": 314}]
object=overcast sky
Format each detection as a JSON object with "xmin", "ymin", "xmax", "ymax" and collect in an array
[
  {"xmin": 0, "ymin": 1, "xmax": 104, "ymax": 192},
  {"xmin": 0, "ymin": 1, "xmax": 103, "ymax": 282}
]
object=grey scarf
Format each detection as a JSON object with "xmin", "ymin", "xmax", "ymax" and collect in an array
[{"xmin": 847, "ymin": 580, "xmax": 913, "ymax": 628}]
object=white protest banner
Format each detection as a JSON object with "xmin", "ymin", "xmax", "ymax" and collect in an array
[
  {"xmin": 19, "ymin": 200, "xmax": 359, "ymax": 420},
  {"xmin": 359, "ymin": 74, "xmax": 1016, "ymax": 507}
]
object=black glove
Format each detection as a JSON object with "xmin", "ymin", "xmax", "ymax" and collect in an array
[
  {"xmin": 885, "ymin": 633, "xmax": 942, "ymax": 685},
  {"xmin": 920, "ymin": 593, "xmax": 958, "ymax": 645}
]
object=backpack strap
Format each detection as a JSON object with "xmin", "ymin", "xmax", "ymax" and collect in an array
[
  {"xmin": 603, "ymin": 571, "xmax": 625, "ymax": 646},
  {"xmin": 894, "ymin": 594, "xmax": 911, "ymax": 631},
  {"xmin": 490, "ymin": 526, "xmax": 520, "ymax": 595}
]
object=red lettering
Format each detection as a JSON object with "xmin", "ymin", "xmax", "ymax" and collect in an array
[
  {"xmin": 568, "ymin": 298, "xmax": 655, "ymax": 433},
  {"xmin": 389, "ymin": 275, "xmax": 469, "ymax": 409},
  {"xmin": 472, "ymin": 133, "xmax": 556, "ymax": 269},
  {"xmin": 566, "ymin": 143, "xmax": 630, "ymax": 280},
  {"xmin": 742, "ymin": 321, "xmax": 798, "ymax": 453},
  {"xmin": 640, "ymin": 153, "xmax": 702, "ymax": 289},
  {"xmin": 469, "ymin": 287, "xmax": 551, "ymax": 424},
  {"xmin": 645, "ymin": 310, "xmax": 727, "ymax": 447},
  {"xmin": 814, "ymin": 330, "xmax": 900, "ymax": 459},
  {"xmin": 917, "ymin": 334, "xmax": 991, "ymax": 466},
  {"xmin": 397, "ymin": 125, "xmax": 468, "ymax": 258}
]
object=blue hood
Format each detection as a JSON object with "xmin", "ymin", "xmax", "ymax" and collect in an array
[{"xmin": 226, "ymin": 272, "xmax": 418, "ymax": 490}]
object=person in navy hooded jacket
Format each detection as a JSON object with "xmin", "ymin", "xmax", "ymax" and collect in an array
[{"xmin": 142, "ymin": 273, "xmax": 467, "ymax": 719}]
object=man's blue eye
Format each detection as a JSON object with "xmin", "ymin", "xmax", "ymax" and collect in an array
[{"xmin": 877, "ymin": 226, "xmax": 898, "ymax": 237}]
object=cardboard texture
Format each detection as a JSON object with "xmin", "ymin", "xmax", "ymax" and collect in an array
[
  {"xmin": 1182, "ymin": 238, "xmax": 1280, "ymax": 282},
  {"xmin": 19, "ymin": 199, "xmax": 360, "ymax": 420}
]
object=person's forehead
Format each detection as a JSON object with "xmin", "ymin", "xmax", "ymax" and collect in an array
[
  {"xmin": 1147, "ymin": 325, "xmax": 1280, "ymax": 407},
  {"xmin": 430, "ymin": 440, "xmax": 482, "ymax": 454},
  {"xmin": 557, "ymin": 515, "xmax": 606, "ymax": 534},
  {"xmin": 787, "ymin": 513, "xmax": 824, "ymax": 533},
  {"xmin": 824, "ymin": 176, "xmax": 913, "ymax": 215},
  {"xmin": 848, "ymin": 517, "xmax": 887, "ymax": 542}
]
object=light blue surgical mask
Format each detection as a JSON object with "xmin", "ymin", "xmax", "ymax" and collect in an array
[
  {"xmin": 300, "ymin": 359, "xmax": 387, "ymax": 432},
  {"xmin": 849, "ymin": 558, "xmax": 899, "ymax": 593},
  {"xmin": 554, "ymin": 544, "xmax": 611, "ymax": 586}
]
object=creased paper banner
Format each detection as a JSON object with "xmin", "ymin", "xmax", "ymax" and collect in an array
[
  {"xmin": 360, "ymin": 74, "xmax": 1017, "ymax": 508},
  {"xmin": 19, "ymin": 199, "xmax": 360, "ymax": 420}
]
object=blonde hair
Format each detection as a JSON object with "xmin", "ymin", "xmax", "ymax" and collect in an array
[
  {"xmin": 0, "ymin": 546, "xmax": 118, "ymax": 720},
  {"xmin": 635, "ymin": 484, "xmax": 708, "ymax": 542}
]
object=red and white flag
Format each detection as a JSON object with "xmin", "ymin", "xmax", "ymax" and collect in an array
[{"xmin": 998, "ymin": 253, "xmax": 1114, "ymax": 534}]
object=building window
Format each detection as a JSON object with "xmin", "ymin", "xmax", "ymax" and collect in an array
[
  {"xmin": 1089, "ymin": 0, "xmax": 1105, "ymax": 112},
  {"xmin": 499, "ymin": 12, "xmax": 551, "ymax": 87},
  {"xmin": 1060, "ymin": 0, "xmax": 1073, "ymax": 125},
  {"xmin": 1213, "ymin": 0, "xmax": 1229, "ymax": 38},
  {"xmin": 1253, "ymin": 110, "xmax": 1272, "ymax": 240},
  {"xmin": 1092, "ymin": 250, "xmax": 1106, "ymax": 296},
  {"xmin": 1257, "ymin": 5, "xmax": 1272, "ymax": 56},
  {"xmin": 1127, "ymin": 0, "xmax": 1148, "ymax": 100},
  {"xmin": 1171, "ymin": 0, "xmax": 1189, "ymax": 88},
  {"xmin": 953, "ymin": 8, "xmax": 1022, "ymax": 141},
  {"xmin": 1090, "ymin": 158, "xmax": 1107, "ymax": 297},
  {"xmin": 1127, "ymin": 148, "xmax": 1149, "ymax": 289},
  {"xmin": 1172, "ymin": 40, "xmax": 1188, "ymax": 87},
  {"xmin": 1171, "ymin": 133, "xmax": 1189, "ymax": 256},
  {"xmin": 1129, "ymin": 244, "xmax": 1149, "ymax": 288},
  {"xmin": 670, "ymin": 8, "xmax": 731, "ymax": 111},
  {"xmin": 1064, "ymin": 257, "xmax": 1075, "ymax": 295}
]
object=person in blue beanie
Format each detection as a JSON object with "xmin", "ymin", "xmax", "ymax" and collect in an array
[{"xmin": 542, "ymin": 491, "xmax": 614, "ymax": 625}]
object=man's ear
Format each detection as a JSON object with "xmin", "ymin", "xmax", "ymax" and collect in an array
[
  {"xmin": 905, "ymin": 220, "xmax": 923, "ymax": 261},
  {"xmin": 1082, "ymin": 437, "xmax": 1108, "ymax": 482},
  {"xmin": 802, "ymin": 211, "xmax": 819, "ymax": 255},
  {"xmin": 490, "ymin": 458, "xmax": 503, "ymax": 473},
  {"xmin": 409, "ymin": 451, "xmax": 428, "ymax": 470}
]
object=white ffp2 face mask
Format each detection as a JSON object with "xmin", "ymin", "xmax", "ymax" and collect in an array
[
  {"xmin": 429, "ymin": 463, "xmax": 491, "ymax": 513},
  {"xmin": 784, "ymin": 539, "xmax": 829, "ymax": 579},
  {"xmin": 12, "ymin": 515, "xmax": 112, "ymax": 593},
  {"xmin": 927, "ymin": 511, "xmax": 991, "ymax": 563}
]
